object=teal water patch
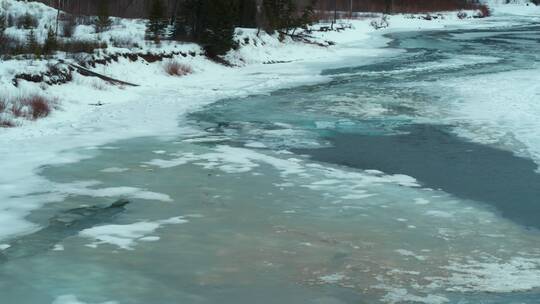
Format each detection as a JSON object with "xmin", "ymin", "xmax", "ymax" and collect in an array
[
  {"xmin": 2, "ymin": 134, "xmax": 540, "ymax": 303},
  {"xmin": 293, "ymin": 124, "xmax": 540, "ymax": 230}
]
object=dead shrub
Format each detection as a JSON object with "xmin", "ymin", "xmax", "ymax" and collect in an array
[
  {"xmin": 11, "ymin": 103, "xmax": 25, "ymax": 118},
  {"xmin": 0, "ymin": 118, "xmax": 15, "ymax": 128},
  {"xmin": 22, "ymin": 95, "xmax": 52, "ymax": 119},
  {"xmin": 10, "ymin": 95, "xmax": 53, "ymax": 120},
  {"xmin": 477, "ymin": 5, "xmax": 491, "ymax": 18},
  {"xmin": 165, "ymin": 61, "xmax": 193, "ymax": 77}
]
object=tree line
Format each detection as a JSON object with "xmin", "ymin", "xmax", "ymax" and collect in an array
[
  {"xmin": 1, "ymin": 0, "xmax": 495, "ymax": 60},
  {"xmin": 1, "ymin": 0, "xmax": 317, "ymax": 59},
  {"xmin": 145, "ymin": 0, "xmax": 318, "ymax": 58}
]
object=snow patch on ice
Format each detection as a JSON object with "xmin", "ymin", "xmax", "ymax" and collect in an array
[
  {"xmin": 432, "ymin": 68, "xmax": 540, "ymax": 168},
  {"xmin": 52, "ymin": 295, "xmax": 118, "ymax": 304},
  {"xmin": 414, "ymin": 198, "xmax": 431, "ymax": 205},
  {"xmin": 425, "ymin": 210, "xmax": 454, "ymax": 218},
  {"xmin": 100, "ymin": 167, "xmax": 129, "ymax": 173},
  {"xmin": 379, "ymin": 287, "xmax": 449, "ymax": 304},
  {"xmin": 143, "ymin": 145, "xmax": 423, "ymax": 197},
  {"xmin": 79, "ymin": 216, "xmax": 187, "ymax": 250},
  {"xmin": 319, "ymin": 273, "xmax": 346, "ymax": 284},
  {"xmin": 395, "ymin": 249, "xmax": 427, "ymax": 261},
  {"xmin": 52, "ymin": 244, "xmax": 64, "ymax": 251},
  {"xmin": 0, "ymin": 244, "xmax": 11, "ymax": 250},
  {"xmin": 56, "ymin": 181, "xmax": 173, "ymax": 202},
  {"xmin": 429, "ymin": 256, "xmax": 540, "ymax": 293}
]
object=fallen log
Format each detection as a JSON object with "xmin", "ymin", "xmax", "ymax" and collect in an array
[
  {"xmin": 60, "ymin": 60, "xmax": 139, "ymax": 87},
  {"xmin": 277, "ymin": 31, "xmax": 334, "ymax": 47}
]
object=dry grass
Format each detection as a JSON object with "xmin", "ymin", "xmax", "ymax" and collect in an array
[{"xmin": 164, "ymin": 61, "xmax": 193, "ymax": 77}]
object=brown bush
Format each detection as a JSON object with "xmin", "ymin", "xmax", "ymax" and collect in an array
[
  {"xmin": 10, "ymin": 95, "xmax": 53, "ymax": 120},
  {"xmin": 11, "ymin": 103, "xmax": 25, "ymax": 118},
  {"xmin": 22, "ymin": 95, "xmax": 52, "ymax": 119},
  {"xmin": 165, "ymin": 61, "xmax": 193, "ymax": 77},
  {"xmin": 477, "ymin": 5, "xmax": 491, "ymax": 18}
]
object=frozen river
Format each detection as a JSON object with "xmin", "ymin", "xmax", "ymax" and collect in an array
[{"xmin": 2, "ymin": 22, "xmax": 540, "ymax": 303}]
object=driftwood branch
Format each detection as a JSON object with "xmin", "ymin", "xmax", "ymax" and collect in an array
[
  {"xmin": 60, "ymin": 60, "xmax": 139, "ymax": 87},
  {"xmin": 277, "ymin": 31, "xmax": 334, "ymax": 47}
]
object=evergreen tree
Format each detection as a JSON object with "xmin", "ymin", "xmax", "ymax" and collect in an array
[
  {"xmin": 26, "ymin": 29, "xmax": 41, "ymax": 57},
  {"xmin": 173, "ymin": 0, "xmax": 240, "ymax": 58},
  {"xmin": 95, "ymin": 0, "xmax": 112, "ymax": 33},
  {"xmin": 200, "ymin": 0, "xmax": 240, "ymax": 58},
  {"xmin": 299, "ymin": 0, "xmax": 317, "ymax": 28},
  {"xmin": 21, "ymin": 13, "xmax": 38, "ymax": 29},
  {"xmin": 173, "ymin": 0, "xmax": 204, "ymax": 42},
  {"xmin": 0, "ymin": 13, "xmax": 6, "ymax": 54},
  {"xmin": 385, "ymin": 0, "xmax": 393, "ymax": 14},
  {"xmin": 262, "ymin": 0, "xmax": 297, "ymax": 37},
  {"xmin": 146, "ymin": 0, "xmax": 167, "ymax": 42},
  {"xmin": 43, "ymin": 27, "xmax": 58, "ymax": 55},
  {"xmin": 0, "ymin": 13, "xmax": 6, "ymax": 34},
  {"xmin": 238, "ymin": 0, "xmax": 258, "ymax": 28}
]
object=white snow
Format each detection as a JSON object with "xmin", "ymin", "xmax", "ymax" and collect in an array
[
  {"xmin": 100, "ymin": 167, "xmax": 129, "ymax": 173},
  {"xmin": 395, "ymin": 249, "xmax": 427, "ymax": 261},
  {"xmin": 79, "ymin": 216, "xmax": 187, "ymax": 250},
  {"xmin": 433, "ymin": 68, "xmax": 540, "ymax": 168},
  {"xmin": 52, "ymin": 295, "xmax": 118, "ymax": 304},
  {"xmin": 319, "ymin": 273, "xmax": 346, "ymax": 284},
  {"xmin": 52, "ymin": 244, "xmax": 64, "ymax": 251},
  {"xmin": 414, "ymin": 198, "xmax": 431, "ymax": 205},
  {"xmin": 55, "ymin": 180, "xmax": 173, "ymax": 202},
  {"xmin": 429, "ymin": 256, "xmax": 540, "ymax": 293},
  {"xmin": 143, "ymin": 145, "xmax": 424, "ymax": 194},
  {"xmin": 379, "ymin": 287, "xmax": 449, "ymax": 304},
  {"xmin": 0, "ymin": 243, "xmax": 10, "ymax": 250}
]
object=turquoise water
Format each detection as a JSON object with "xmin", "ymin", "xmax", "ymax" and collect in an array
[{"xmin": 2, "ymin": 24, "xmax": 540, "ymax": 303}]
